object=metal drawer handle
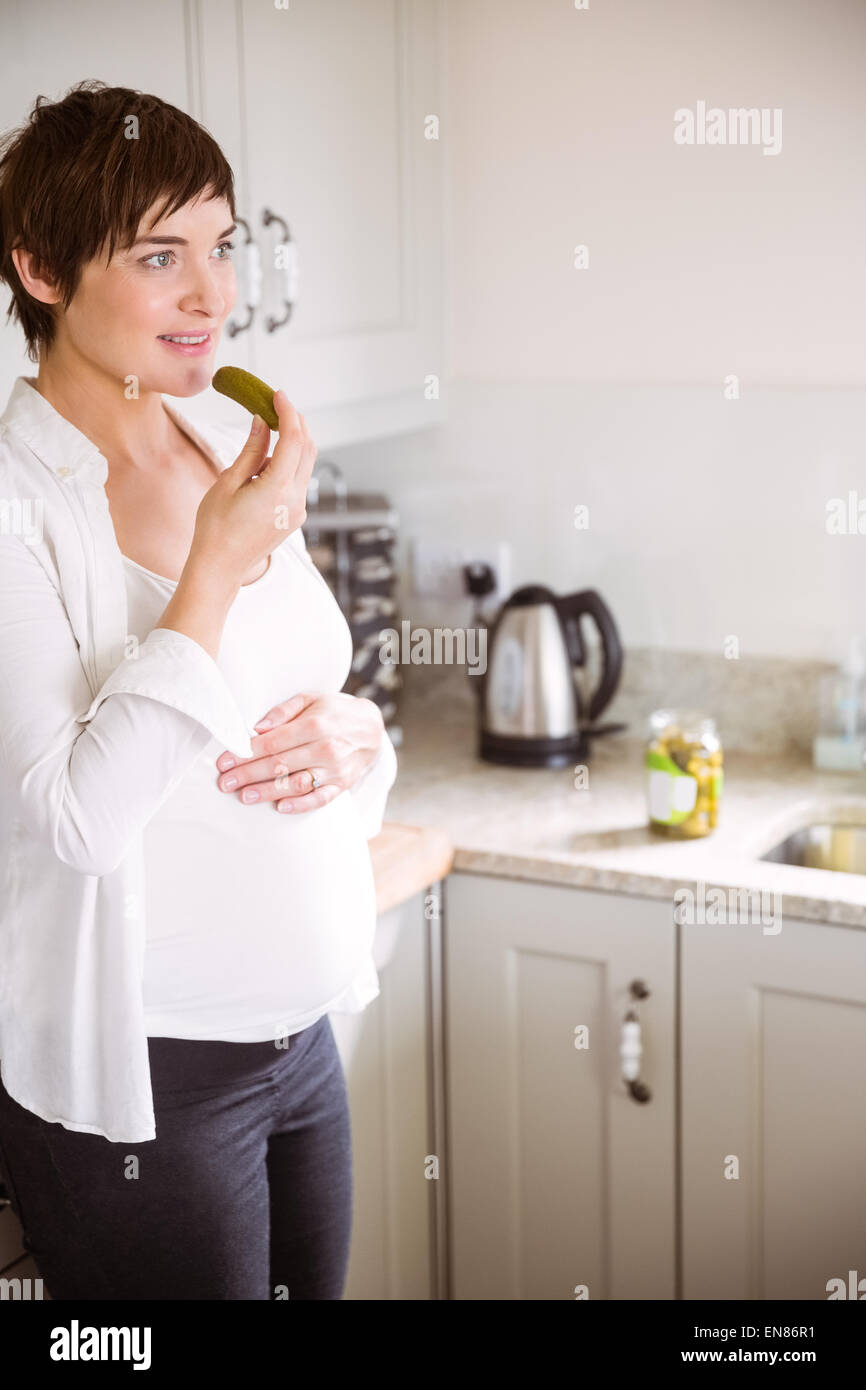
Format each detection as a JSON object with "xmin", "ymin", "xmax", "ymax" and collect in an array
[
  {"xmin": 261, "ymin": 208, "xmax": 298, "ymax": 332},
  {"xmin": 226, "ymin": 216, "xmax": 261, "ymax": 337},
  {"xmin": 620, "ymin": 978, "xmax": 652, "ymax": 1104}
]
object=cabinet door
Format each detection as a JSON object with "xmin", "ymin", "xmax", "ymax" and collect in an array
[
  {"xmin": 682, "ymin": 912, "xmax": 866, "ymax": 1299},
  {"xmin": 237, "ymin": 0, "xmax": 445, "ymax": 445},
  {"xmin": 329, "ymin": 890, "xmax": 435, "ymax": 1299},
  {"xmin": 445, "ymin": 872, "xmax": 676, "ymax": 1300}
]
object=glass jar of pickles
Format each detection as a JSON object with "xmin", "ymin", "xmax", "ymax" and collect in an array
[{"xmin": 645, "ymin": 709, "xmax": 723, "ymax": 838}]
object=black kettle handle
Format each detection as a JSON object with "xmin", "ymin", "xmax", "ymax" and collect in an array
[{"xmin": 554, "ymin": 589, "xmax": 623, "ymax": 722}]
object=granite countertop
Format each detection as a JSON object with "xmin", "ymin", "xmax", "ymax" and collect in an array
[{"xmin": 383, "ymin": 708, "xmax": 866, "ymax": 930}]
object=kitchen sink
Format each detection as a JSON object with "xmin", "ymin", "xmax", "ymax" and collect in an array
[{"xmin": 761, "ymin": 823, "xmax": 866, "ymax": 876}]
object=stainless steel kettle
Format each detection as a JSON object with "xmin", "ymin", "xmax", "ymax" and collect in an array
[{"xmin": 473, "ymin": 583, "xmax": 624, "ymax": 767}]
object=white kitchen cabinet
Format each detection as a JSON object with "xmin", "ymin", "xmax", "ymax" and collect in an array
[
  {"xmin": 330, "ymin": 887, "xmax": 441, "ymax": 1300},
  {"xmin": 444, "ymin": 870, "xmax": 677, "ymax": 1300},
  {"xmin": 234, "ymin": 0, "xmax": 446, "ymax": 448},
  {"xmin": 681, "ymin": 912, "xmax": 866, "ymax": 1300},
  {"xmin": 447, "ymin": 869, "xmax": 866, "ymax": 1303},
  {"xmin": 0, "ymin": 0, "xmax": 445, "ymax": 450}
]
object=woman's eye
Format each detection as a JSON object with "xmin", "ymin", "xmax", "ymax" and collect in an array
[{"xmin": 142, "ymin": 241, "xmax": 235, "ymax": 270}]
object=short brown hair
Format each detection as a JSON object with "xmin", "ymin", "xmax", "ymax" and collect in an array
[{"xmin": 0, "ymin": 79, "xmax": 236, "ymax": 363}]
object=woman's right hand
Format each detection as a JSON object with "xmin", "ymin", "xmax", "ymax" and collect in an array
[{"xmin": 189, "ymin": 389, "xmax": 317, "ymax": 585}]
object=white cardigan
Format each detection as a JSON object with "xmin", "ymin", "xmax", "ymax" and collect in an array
[{"xmin": 0, "ymin": 376, "xmax": 397, "ymax": 1142}]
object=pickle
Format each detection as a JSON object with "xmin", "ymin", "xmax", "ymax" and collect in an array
[{"xmin": 212, "ymin": 365, "xmax": 279, "ymax": 431}]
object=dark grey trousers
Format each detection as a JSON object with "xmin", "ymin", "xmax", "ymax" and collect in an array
[{"xmin": 0, "ymin": 1014, "xmax": 353, "ymax": 1300}]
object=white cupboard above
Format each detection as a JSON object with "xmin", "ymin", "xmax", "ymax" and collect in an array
[
  {"xmin": 182, "ymin": 0, "xmax": 447, "ymax": 449},
  {"xmin": 0, "ymin": 0, "xmax": 446, "ymax": 451}
]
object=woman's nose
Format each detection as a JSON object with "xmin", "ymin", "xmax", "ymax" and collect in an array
[{"xmin": 179, "ymin": 264, "xmax": 233, "ymax": 320}]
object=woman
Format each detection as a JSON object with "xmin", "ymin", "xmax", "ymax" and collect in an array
[{"xmin": 0, "ymin": 81, "xmax": 398, "ymax": 1300}]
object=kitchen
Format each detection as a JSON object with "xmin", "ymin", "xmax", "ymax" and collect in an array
[{"xmin": 0, "ymin": 0, "xmax": 863, "ymax": 1343}]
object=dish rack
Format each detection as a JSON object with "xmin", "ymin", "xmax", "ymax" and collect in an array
[{"xmin": 302, "ymin": 462, "xmax": 402, "ymax": 746}]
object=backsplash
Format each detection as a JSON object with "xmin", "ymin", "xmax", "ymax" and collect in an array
[
  {"xmin": 606, "ymin": 649, "xmax": 836, "ymax": 757},
  {"xmin": 394, "ymin": 642, "xmax": 836, "ymax": 757}
]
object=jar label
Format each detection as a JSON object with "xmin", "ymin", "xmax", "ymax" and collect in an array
[{"xmin": 646, "ymin": 749, "xmax": 698, "ymax": 824}]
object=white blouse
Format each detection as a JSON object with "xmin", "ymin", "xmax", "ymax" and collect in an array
[
  {"xmin": 123, "ymin": 541, "xmax": 381, "ymax": 1041},
  {"xmin": 0, "ymin": 376, "xmax": 398, "ymax": 1141}
]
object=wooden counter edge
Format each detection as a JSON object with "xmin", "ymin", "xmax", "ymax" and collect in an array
[{"xmin": 368, "ymin": 821, "xmax": 455, "ymax": 916}]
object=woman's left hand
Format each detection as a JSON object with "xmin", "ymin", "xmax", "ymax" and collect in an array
[{"xmin": 214, "ymin": 692, "xmax": 385, "ymax": 813}]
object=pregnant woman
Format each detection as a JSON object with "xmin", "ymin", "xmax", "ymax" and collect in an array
[{"xmin": 0, "ymin": 81, "xmax": 397, "ymax": 1300}]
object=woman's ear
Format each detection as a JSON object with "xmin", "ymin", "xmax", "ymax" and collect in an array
[{"xmin": 11, "ymin": 246, "xmax": 62, "ymax": 304}]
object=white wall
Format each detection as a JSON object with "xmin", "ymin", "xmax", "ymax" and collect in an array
[
  {"xmin": 330, "ymin": 380, "xmax": 865, "ymax": 663},
  {"xmin": 333, "ymin": 0, "xmax": 866, "ymax": 663},
  {"xmin": 445, "ymin": 0, "xmax": 866, "ymax": 387}
]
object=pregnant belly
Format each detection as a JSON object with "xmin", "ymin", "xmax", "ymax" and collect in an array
[{"xmin": 141, "ymin": 774, "xmax": 377, "ymax": 1030}]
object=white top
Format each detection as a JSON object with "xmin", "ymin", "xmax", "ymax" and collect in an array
[
  {"xmin": 0, "ymin": 376, "xmax": 398, "ymax": 1141},
  {"xmin": 123, "ymin": 537, "xmax": 382, "ymax": 1041}
]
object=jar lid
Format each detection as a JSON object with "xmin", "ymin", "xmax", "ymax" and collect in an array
[{"xmin": 648, "ymin": 708, "xmax": 719, "ymax": 742}]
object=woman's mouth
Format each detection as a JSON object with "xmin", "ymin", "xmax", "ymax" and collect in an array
[{"xmin": 157, "ymin": 333, "xmax": 213, "ymax": 357}]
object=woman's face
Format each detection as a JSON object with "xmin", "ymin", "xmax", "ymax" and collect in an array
[{"xmin": 61, "ymin": 189, "xmax": 237, "ymax": 396}]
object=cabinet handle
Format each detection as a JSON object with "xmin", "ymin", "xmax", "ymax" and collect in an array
[
  {"xmin": 620, "ymin": 979, "xmax": 652, "ymax": 1103},
  {"xmin": 226, "ymin": 217, "xmax": 261, "ymax": 338},
  {"xmin": 261, "ymin": 208, "xmax": 298, "ymax": 332}
]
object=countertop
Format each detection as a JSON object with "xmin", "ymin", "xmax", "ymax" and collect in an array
[{"xmin": 379, "ymin": 708, "xmax": 866, "ymax": 930}]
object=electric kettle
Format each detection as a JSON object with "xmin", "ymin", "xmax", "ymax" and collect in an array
[{"xmin": 468, "ymin": 578, "xmax": 625, "ymax": 767}]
